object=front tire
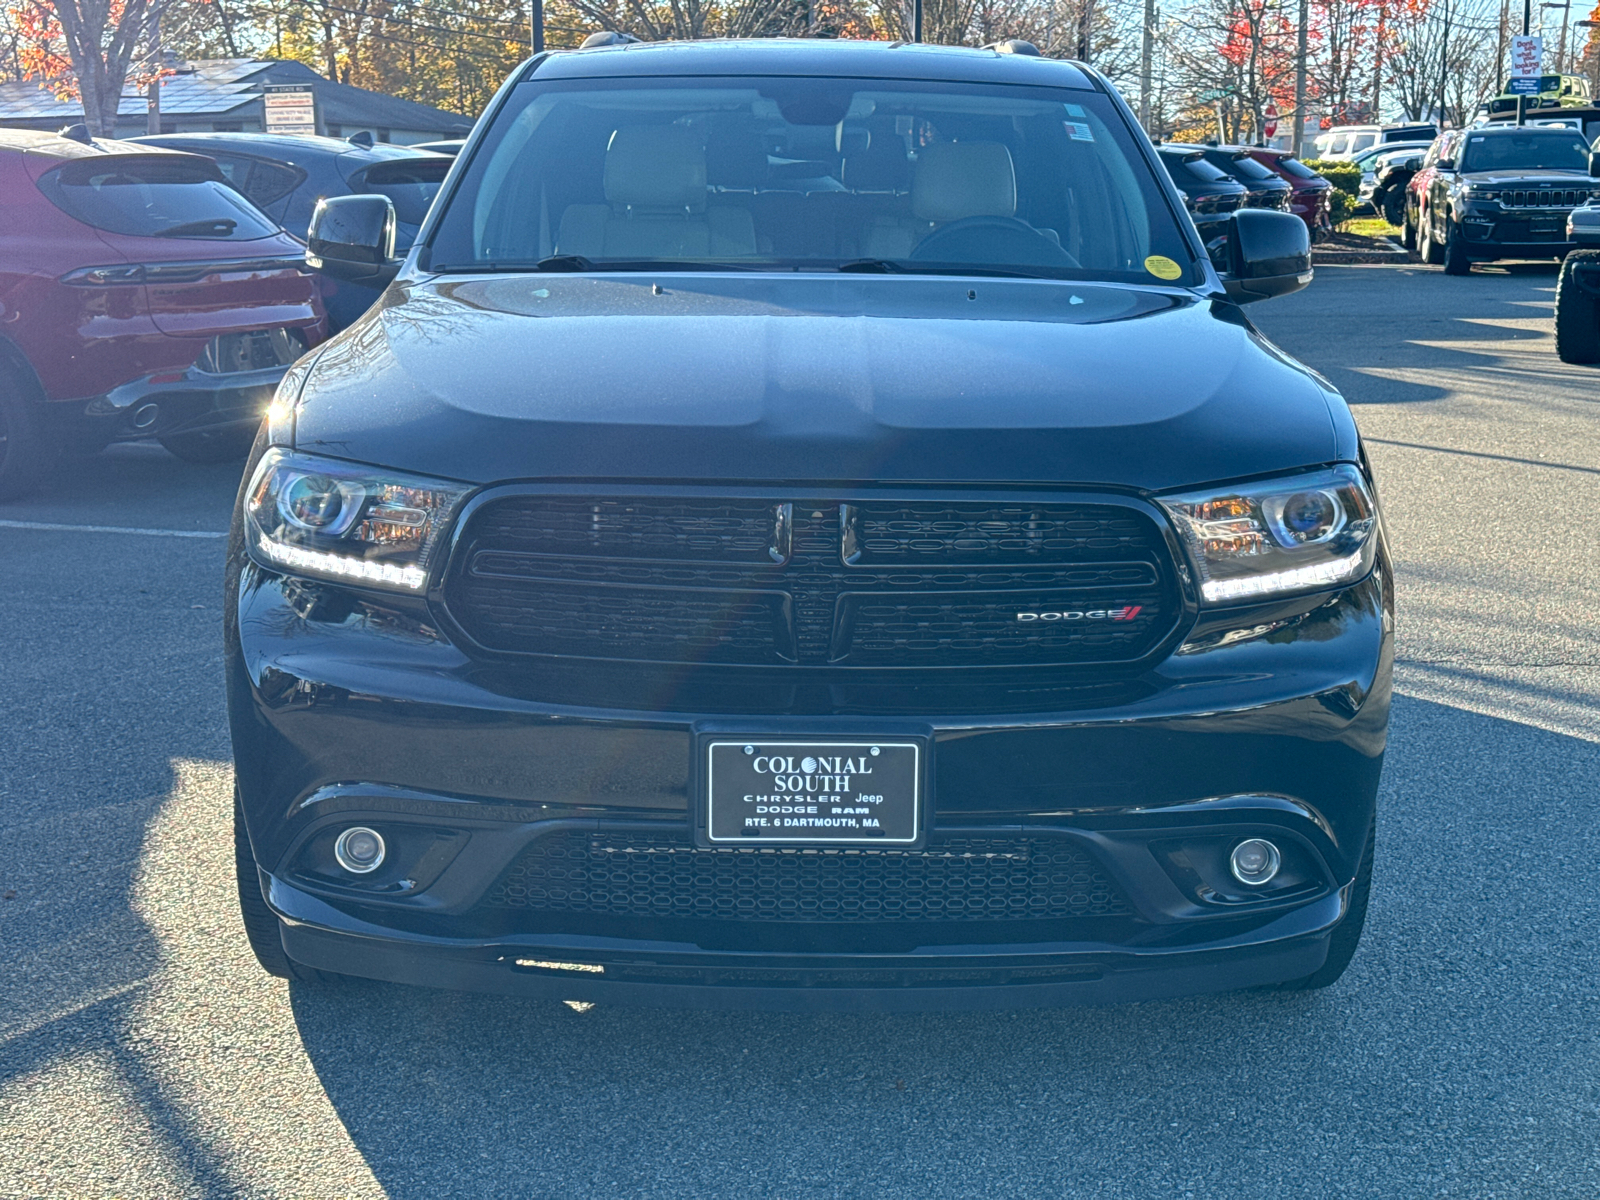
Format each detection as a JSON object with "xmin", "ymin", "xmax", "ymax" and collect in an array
[
  {"xmin": 1556, "ymin": 249, "xmax": 1600, "ymax": 364},
  {"xmin": 0, "ymin": 362, "xmax": 60, "ymax": 502},
  {"xmin": 1442, "ymin": 218, "xmax": 1472, "ymax": 275},
  {"xmin": 1419, "ymin": 210, "xmax": 1442, "ymax": 264},
  {"xmin": 235, "ymin": 788, "xmax": 346, "ymax": 983},
  {"xmin": 1276, "ymin": 819, "xmax": 1376, "ymax": 991},
  {"xmin": 1382, "ymin": 190, "xmax": 1406, "ymax": 228},
  {"xmin": 1401, "ymin": 203, "xmax": 1417, "ymax": 250}
]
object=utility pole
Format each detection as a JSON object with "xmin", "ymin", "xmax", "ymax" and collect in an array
[
  {"xmin": 913, "ymin": 0, "xmax": 923, "ymax": 41},
  {"xmin": 1438, "ymin": 0, "xmax": 1450, "ymax": 127},
  {"xmin": 146, "ymin": 10, "xmax": 160, "ymax": 136},
  {"xmin": 1140, "ymin": 0, "xmax": 1154, "ymax": 129},
  {"xmin": 1517, "ymin": 0, "xmax": 1531, "ymax": 124},
  {"xmin": 1292, "ymin": 0, "xmax": 1308, "ymax": 155},
  {"xmin": 531, "ymin": 0, "xmax": 544, "ymax": 52}
]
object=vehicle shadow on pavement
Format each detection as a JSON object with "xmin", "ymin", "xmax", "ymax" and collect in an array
[{"xmin": 287, "ymin": 692, "xmax": 1600, "ymax": 1200}]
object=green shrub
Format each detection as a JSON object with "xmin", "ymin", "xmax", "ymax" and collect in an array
[
  {"xmin": 1328, "ymin": 189, "xmax": 1356, "ymax": 229},
  {"xmin": 1302, "ymin": 159, "xmax": 1361, "ymax": 198}
]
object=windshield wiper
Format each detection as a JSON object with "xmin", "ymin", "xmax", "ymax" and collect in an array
[
  {"xmin": 156, "ymin": 218, "xmax": 237, "ymax": 238},
  {"xmin": 833, "ymin": 259, "xmax": 1057, "ymax": 280},
  {"xmin": 440, "ymin": 256, "xmax": 769, "ymax": 274},
  {"xmin": 835, "ymin": 258, "xmax": 905, "ymax": 273}
]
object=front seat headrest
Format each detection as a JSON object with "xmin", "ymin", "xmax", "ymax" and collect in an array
[
  {"xmin": 605, "ymin": 126, "xmax": 707, "ymax": 210},
  {"xmin": 911, "ymin": 141, "xmax": 1017, "ymax": 222}
]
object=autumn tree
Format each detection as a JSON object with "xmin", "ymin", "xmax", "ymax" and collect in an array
[{"xmin": 8, "ymin": 0, "xmax": 169, "ymax": 134}]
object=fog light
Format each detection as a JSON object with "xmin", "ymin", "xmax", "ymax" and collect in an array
[
  {"xmin": 334, "ymin": 826, "xmax": 385, "ymax": 874},
  {"xmin": 1229, "ymin": 838, "xmax": 1281, "ymax": 886}
]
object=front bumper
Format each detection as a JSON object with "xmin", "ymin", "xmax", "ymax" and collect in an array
[
  {"xmin": 1456, "ymin": 206, "xmax": 1578, "ymax": 257},
  {"xmin": 228, "ymin": 550, "xmax": 1393, "ymax": 1009}
]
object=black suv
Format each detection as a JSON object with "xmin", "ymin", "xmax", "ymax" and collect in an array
[
  {"xmin": 1194, "ymin": 144, "xmax": 1292, "ymax": 213},
  {"xmin": 1417, "ymin": 124, "xmax": 1600, "ymax": 274},
  {"xmin": 229, "ymin": 39, "xmax": 1388, "ymax": 1011},
  {"xmin": 1156, "ymin": 144, "xmax": 1248, "ymax": 264},
  {"xmin": 1555, "ymin": 182, "xmax": 1600, "ymax": 361}
]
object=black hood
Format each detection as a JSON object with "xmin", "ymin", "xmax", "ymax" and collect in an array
[
  {"xmin": 291, "ymin": 274, "xmax": 1352, "ymax": 493},
  {"xmin": 1461, "ymin": 168, "xmax": 1592, "ymax": 185}
]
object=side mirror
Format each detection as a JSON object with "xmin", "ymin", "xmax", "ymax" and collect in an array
[
  {"xmin": 1403, "ymin": 155, "xmax": 1424, "ymax": 171},
  {"xmin": 1220, "ymin": 208, "xmax": 1312, "ymax": 304},
  {"xmin": 307, "ymin": 194, "xmax": 399, "ymax": 286},
  {"xmin": 1589, "ymin": 150, "xmax": 1600, "ymax": 177}
]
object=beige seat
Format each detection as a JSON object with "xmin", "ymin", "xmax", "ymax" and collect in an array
[
  {"xmin": 556, "ymin": 126, "xmax": 757, "ymax": 260},
  {"xmin": 861, "ymin": 141, "xmax": 1019, "ymax": 260}
]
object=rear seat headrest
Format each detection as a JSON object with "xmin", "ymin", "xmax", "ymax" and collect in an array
[
  {"xmin": 605, "ymin": 126, "xmax": 707, "ymax": 209},
  {"xmin": 911, "ymin": 142, "xmax": 1017, "ymax": 222}
]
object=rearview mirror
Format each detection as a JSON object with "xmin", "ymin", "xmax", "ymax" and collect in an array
[
  {"xmin": 307, "ymin": 194, "xmax": 400, "ymax": 286},
  {"xmin": 1220, "ymin": 209, "xmax": 1312, "ymax": 304}
]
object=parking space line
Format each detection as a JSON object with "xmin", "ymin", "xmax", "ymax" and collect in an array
[{"xmin": 0, "ymin": 519, "xmax": 227, "ymax": 539}]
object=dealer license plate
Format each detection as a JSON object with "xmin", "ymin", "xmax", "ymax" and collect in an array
[{"xmin": 703, "ymin": 740, "xmax": 922, "ymax": 845}]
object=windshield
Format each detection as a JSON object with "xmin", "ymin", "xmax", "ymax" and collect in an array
[
  {"xmin": 426, "ymin": 76, "xmax": 1199, "ymax": 285},
  {"xmin": 1215, "ymin": 152, "xmax": 1277, "ymax": 181},
  {"xmin": 1459, "ymin": 131, "xmax": 1590, "ymax": 172},
  {"xmin": 1273, "ymin": 157, "xmax": 1319, "ymax": 180},
  {"xmin": 37, "ymin": 156, "xmax": 280, "ymax": 240}
]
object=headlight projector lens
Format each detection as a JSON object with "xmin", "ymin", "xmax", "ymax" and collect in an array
[
  {"xmin": 334, "ymin": 826, "xmax": 386, "ymax": 874},
  {"xmin": 1229, "ymin": 838, "xmax": 1282, "ymax": 887}
]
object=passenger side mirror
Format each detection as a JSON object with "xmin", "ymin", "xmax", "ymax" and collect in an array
[
  {"xmin": 1219, "ymin": 208, "xmax": 1312, "ymax": 304},
  {"xmin": 307, "ymin": 194, "xmax": 400, "ymax": 286}
]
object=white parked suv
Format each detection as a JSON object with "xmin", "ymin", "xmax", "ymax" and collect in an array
[{"xmin": 1313, "ymin": 122, "xmax": 1438, "ymax": 161}]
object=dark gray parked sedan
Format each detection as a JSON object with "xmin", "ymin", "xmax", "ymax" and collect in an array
[{"xmin": 131, "ymin": 132, "xmax": 451, "ymax": 329}]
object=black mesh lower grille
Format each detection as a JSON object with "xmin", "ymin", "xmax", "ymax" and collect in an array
[{"xmin": 482, "ymin": 830, "xmax": 1132, "ymax": 922}]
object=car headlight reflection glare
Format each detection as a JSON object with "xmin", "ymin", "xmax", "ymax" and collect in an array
[
  {"xmin": 1158, "ymin": 465, "xmax": 1377, "ymax": 605},
  {"xmin": 245, "ymin": 449, "xmax": 471, "ymax": 592}
]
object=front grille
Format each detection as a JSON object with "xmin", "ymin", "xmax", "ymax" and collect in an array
[
  {"xmin": 482, "ymin": 829, "xmax": 1132, "ymax": 922},
  {"xmin": 1499, "ymin": 188, "xmax": 1588, "ymax": 208},
  {"xmin": 446, "ymin": 494, "xmax": 1176, "ymax": 669}
]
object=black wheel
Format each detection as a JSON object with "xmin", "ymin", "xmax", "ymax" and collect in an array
[
  {"xmin": 1556, "ymin": 249, "xmax": 1600, "ymax": 364},
  {"xmin": 1418, "ymin": 209, "xmax": 1442, "ymax": 264},
  {"xmin": 159, "ymin": 426, "xmax": 256, "ymax": 465},
  {"xmin": 1442, "ymin": 218, "xmax": 1472, "ymax": 275},
  {"xmin": 1401, "ymin": 204, "xmax": 1417, "ymax": 250},
  {"xmin": 1276, "ymin": 819, "xmax": 1375, "ymax": 991},
  {"xmin": 0, "ymin": 361, "xmax": 60, "ymax": 502},
  {"xmin": 1382, "ymin": 190, "xmax": 1406, "ymax": 228},
  {"xmin": 235, "ymin": 788, "xmax": 346, "ymax": 983}
]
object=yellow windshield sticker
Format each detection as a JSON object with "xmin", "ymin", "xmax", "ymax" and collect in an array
[{"xmin": 1144, "ymin": 255, "xmax": 1183, "ymax": 281}]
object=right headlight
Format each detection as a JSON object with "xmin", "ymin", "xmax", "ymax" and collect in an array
[
  {"xmin": 244, "ymin": 448, "xmax": 472, "ymax": 592},
  {"xmin": 1157, "ymin": 465, "xmax": 1378, "ymax": 605}
]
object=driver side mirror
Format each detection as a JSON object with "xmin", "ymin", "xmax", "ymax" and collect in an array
[
  {"xmin": 307, "ymin": 194, "xmax": 400, "ymax": 286},
  {"xmin": 1589, "ymin": 150, "xmax": 1600, "ymax": 177},
  {"xmin": 1403, "ymin": 155, "xmax": 1424, "ymax": 171},
  {"xmin": 1219, "ymin": 208, "xmax": 1312, "ymax": 304}
]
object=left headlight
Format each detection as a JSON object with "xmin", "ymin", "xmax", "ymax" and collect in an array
[
  {"xmin": 1157, "ymin": 464, "xmax": 1378, "ymax": 605},
  {"xmin": 244, "ymin": 449, "xmax": 471, "ymax": 592}
]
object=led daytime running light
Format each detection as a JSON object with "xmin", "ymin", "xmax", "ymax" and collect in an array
[
  {"xmin": 1200, "ymin": 549, "xmax": 1364, "ymax": 604},
  {"xmin": 258, "ymin": 535, "xmax": 427, "ymax": 590}
]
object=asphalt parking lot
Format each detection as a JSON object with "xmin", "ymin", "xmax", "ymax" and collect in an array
[{"xmin": 4, "ymin": 262, "xmax": 1600, "ymax": 1198}]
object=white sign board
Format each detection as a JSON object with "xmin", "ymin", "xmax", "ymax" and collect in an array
[
  {"xmin": 1510, "ymin": 35, "xmax": 1544, "ymax": 79},
  {"xmin": 263, "ymin": 85, "xmax": 316, "ymax": 136}
]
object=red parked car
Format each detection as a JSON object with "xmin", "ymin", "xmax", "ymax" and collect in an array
[
  {"xmin": 1248, "ymin": 149, "xmax": 1333, "ymax": 242},
  {"xmin": 0, "ymin": 128, "xmax": 326, "ymax": 499}
]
